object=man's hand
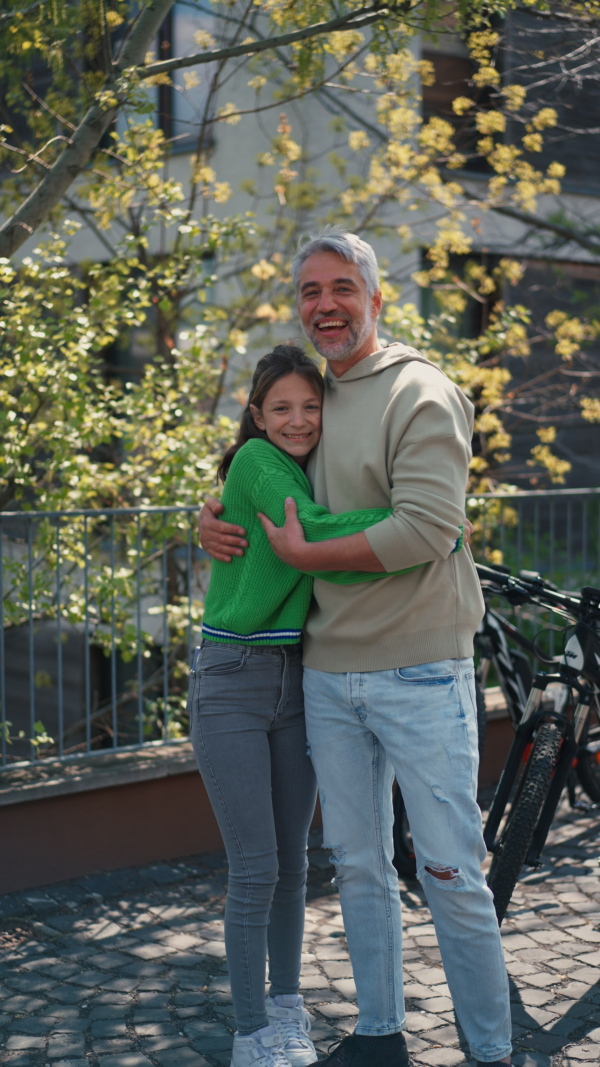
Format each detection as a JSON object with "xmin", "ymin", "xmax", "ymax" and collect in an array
[
  {"xmin": 258, "ymin": 498, "xmax": 309, "ymax": 569},
  {"xmin": 198, "ymin": 496, "xmax": 248, "ymax": 563},
  {"xmin": 464, "ymin": 519, "xmax": 474, "ymax": 546}
]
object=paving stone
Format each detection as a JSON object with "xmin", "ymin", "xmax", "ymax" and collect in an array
[
  {"xmin": 97, "ymin": 1055, "xmax": 152, "ymax": 1067},
  {"xmin": 413, "ymin": 1049, "xmax": 465, "ymax": 1066},
  {"xmin": 563, "ymin": 1045, "xmax": 600, "ymax": 1061},
  {"xmin": 330, "ymin": 978, "xmax": 356, "ymax": 998},
  {"xmin": 93, "ymin": 1039, "xmax": 136, "ymax": 1056},
  {"xmin": 8, "ymin": 1017, "xmax": 53, "ymax": 1035},
  {"xmin": 3, "ymin": 996, "xmax": 48, "ymax": 1014},
  {"xmin": 153, "ymin": 1050, "xmax": 209, "ymax": 1067},
  {"xmin": 47, "ymin": 1033, "xmax": 86, "ymax": 1059},
  {"xmin": 6, "ymin": 974, "xmax": 58, "ymax": 994},
  {"xmin": 520, "ymin": 973, "xmax": 560, "ymax": 990},
  {"xmin": 560, "ymin": 981, "xmax": 598, "ymax": 999},
  {"xmin": 404, "ymin": 1011, "xmax": 445, "ymax": 1032},
  {"xmin": 1, "ymin": 1053, "xmax": 34, "ymax": 1067},
  {"xmin": 550, "ymin": 1014, "xmax": 588, "ymax": 1036},
  {"xmin": 413, "ymin": 996, "xmax": 454, "ymax": 1013},
  {"xmin": 320, "ymin": 960, "xmax": 354, "ymax": 979},
  {"xmin": 317, "ymin": 1002, "xmax": 359, "ymax": 1018},
  {"xmin": 567, "ymin": 966, "xmax": 600, "ymax": 984},
  {"xmin": 6, "ymin": 1035, "xmax": 47, "ymax": 1052},
  {"xmin": 48, "ymin": 1060, "xmax": 88, "ymax": 1067},
  {"xmin": 512, "ymin": 1054, "xmax": 552, "ymax": 1067},
  {"xmin": 90, "ymin": 1021, "xmax": 128, "ymax": 1037},
  {"xmin": 519, "ymin": 987, "xmax": 557, "ymax": 1007},
  {"xmin": 527, "ymin": 1030, "xmax": 575, "ymax": 1054},
  {"xmin": 136, "ymin": 992, "xmax": 170, "ymax": 1006},
  {"xmin": 173, "ymin": 991, "xmax": 207, "ymax": 1006}
]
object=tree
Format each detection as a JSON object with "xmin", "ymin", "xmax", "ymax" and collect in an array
[
  {"xmin": 1, "ymin": 0, "xmax": 600, "ymax": 754},
  {"xmin": 1, "ymin": 0, "xmax": 599, "ymax": 506}
]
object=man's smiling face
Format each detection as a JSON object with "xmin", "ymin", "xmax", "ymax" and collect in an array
[{"xmin": 297, "ymin": 251, "xmax": 382, "ymax": 375}]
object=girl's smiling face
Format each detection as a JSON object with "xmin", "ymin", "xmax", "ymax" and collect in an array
[{"xmin": 250, "ymin": 372, "xmax": 322, "ymax": 466}]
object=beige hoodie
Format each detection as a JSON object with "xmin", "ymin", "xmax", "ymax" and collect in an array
[{"xmin": 303, "ymin": 342, "xmax": 485, "ymax": 671}]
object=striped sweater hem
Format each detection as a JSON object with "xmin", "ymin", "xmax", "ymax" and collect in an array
[{"xmin": 202, "ymin": 623, "xmax": 302, "ymax": 645}]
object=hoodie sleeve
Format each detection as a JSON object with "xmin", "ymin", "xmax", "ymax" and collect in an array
[{"xmin": 363, "ymin": 373, "xmax": 472, "ymax": 571}]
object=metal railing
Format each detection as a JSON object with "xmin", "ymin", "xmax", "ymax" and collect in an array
[
  {"xmin": 468, "ymin": 487, "xmax": 600, "ymax": 590},
  {"xmin": 0, "ymin": 506, "xmax": 207, "ymax": 769},
  {"xmin": 1, "ymin": 488, "xmax": 599, "ymax": 770}
]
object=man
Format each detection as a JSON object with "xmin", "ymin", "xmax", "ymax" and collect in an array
[{"xmin": 199, "ymin": 230, "xmax": 512, "ymax": 1067}]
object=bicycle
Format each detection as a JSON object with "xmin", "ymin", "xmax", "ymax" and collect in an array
[
  {"xmin": 392, "ymin": 567, "xmax": 600, "ymax": 880},
  {"xmin": 476, "ymin": 563, "xmax": 600, "ymax": 806},
  {"xmin": 476, "ymin": 563, "xmax": 600, "ymax": 924}
]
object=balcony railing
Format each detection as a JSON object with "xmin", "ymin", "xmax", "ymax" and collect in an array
[{"xmin": 1, "ymin": 488, "xmax": 599, "ymax": 770}]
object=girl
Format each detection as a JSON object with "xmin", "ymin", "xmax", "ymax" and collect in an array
[{"xmin": 189, "ymin": 345, "xmax": 403, "ymax": 1067}]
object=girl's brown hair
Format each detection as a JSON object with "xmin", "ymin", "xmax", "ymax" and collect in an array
[{"xmin": 217, "ymin": 344, "xmax": 324, "ymax": 482}]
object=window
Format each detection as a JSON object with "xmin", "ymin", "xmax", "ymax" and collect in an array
[
  {"xmin": 504, "ymin": 9, "xmax": 600, "ymax": 194},
  {"xmin": 422, "ymin": 50, "xmax": 492, "ymax": 173}
]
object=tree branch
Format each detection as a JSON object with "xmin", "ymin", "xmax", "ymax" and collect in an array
[
  {"xmin": 139, "ymin": 4, "xmax": 401, "ymax": 78},
  {"xmin": 466, "ymin": 191, "xmax": 600, "ymax": 257},
  {"xmin": 0, "ymin": 0, "xmax": 42, "ymax": 23},
  {"xmin": 0, "ymin": 0, "xmax": 176, "ymax": 260}
]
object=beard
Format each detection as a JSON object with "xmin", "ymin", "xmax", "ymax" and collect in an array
[{"xmin": 303, "ymin": 312, "xmax": 374, "ymax": 362}]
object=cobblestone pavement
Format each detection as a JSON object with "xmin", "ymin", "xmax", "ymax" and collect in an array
[{"xmin": 1, "ymin": 795, "xmax": 599, "ymax": 1067}]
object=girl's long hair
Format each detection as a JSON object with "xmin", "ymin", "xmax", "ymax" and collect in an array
[{"xmin": 217, "ymin": 344, "xmax": 324, "ymax": 482}]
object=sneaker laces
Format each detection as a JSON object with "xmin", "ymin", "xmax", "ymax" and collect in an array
[{"xmin": 269, "ymin": 1004, "xmax": 313, "ymax": 1050}]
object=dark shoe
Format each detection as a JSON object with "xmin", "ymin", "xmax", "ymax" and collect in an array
[{"xmin": 318, "ymin": 1032, "xmax": 409, "ymax": 1066}]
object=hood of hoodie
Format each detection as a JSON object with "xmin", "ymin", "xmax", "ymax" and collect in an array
[{"xmin": 325, "ymin": 341, "xmax": 443, "ymax": 384}]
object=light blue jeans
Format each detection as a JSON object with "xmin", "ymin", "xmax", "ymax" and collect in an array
[{"xmin": 303, "ymin": 657, "xmax": 512, "ymax": 1064}]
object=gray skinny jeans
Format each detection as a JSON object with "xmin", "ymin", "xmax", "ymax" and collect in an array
[{"xmin": 189, "ymin": 640, "xmax": 317, "ymax": 1035}]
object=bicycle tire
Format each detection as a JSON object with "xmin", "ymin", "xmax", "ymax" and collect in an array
[
  {"xmin": 393, "ymin": 680, "xmax": 487, "ymax": 881},
  {"xmin": 576, "ymin": 719, "xmax": 600, "ymax": 803},
  {"xmin": 487, "ymin": 722, "xmax": 562, "ymax": 924}
]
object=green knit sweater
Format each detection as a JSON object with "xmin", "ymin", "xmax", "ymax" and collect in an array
[{"xmin": 202, "ymin": 438, "xmax": 408, "ymax": 645}]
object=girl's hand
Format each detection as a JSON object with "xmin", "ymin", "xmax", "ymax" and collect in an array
[
  {"xmin": 198, "ymin": 497, "xmax": 248, "ymax": 562},
  {"xmin": 258, "ymin": 498, "xmax": 310, "ymax": 568}
]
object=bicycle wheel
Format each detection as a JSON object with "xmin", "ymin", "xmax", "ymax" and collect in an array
[
  {"xmin": 576, "ymin": 706, "xmax": 600, "ymax": 803},
  {"xmin": 393, "ymin": 680, "xmax": 487, "ymax": 880},
  {"xmin": 487, "ymin": 722, "xmax": 562, "ymax": 924}
]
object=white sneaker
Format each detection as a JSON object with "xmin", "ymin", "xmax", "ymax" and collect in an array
[
  {"xmin": 230, "ymin": 1024, "xmax": 292, "ymax": 1067},
  {"xmin": 266, "ymin": 995, "xmax": 318, "ymax": 1066}
]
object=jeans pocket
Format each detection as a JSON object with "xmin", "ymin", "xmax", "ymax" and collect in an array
[
  {"xmin": 198, "ymin": 643, "xmax": 248, "ymax": 676},
  {"xmin": 396, "ymin": 659, "xmax": 456, "ymax": 685},
  {"xmin": 462, "ymin": 669, "xmax": 478, "ymax": 718}
]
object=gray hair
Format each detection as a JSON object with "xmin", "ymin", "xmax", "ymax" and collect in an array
[{"xmin": 291, "ymin": 227, "xmax": 380, "ymax": 298}]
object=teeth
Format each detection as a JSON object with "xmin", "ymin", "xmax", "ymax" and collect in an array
[{"xmin": 316, "ymin": 320, "xmax": 346, "ymax": 329}]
